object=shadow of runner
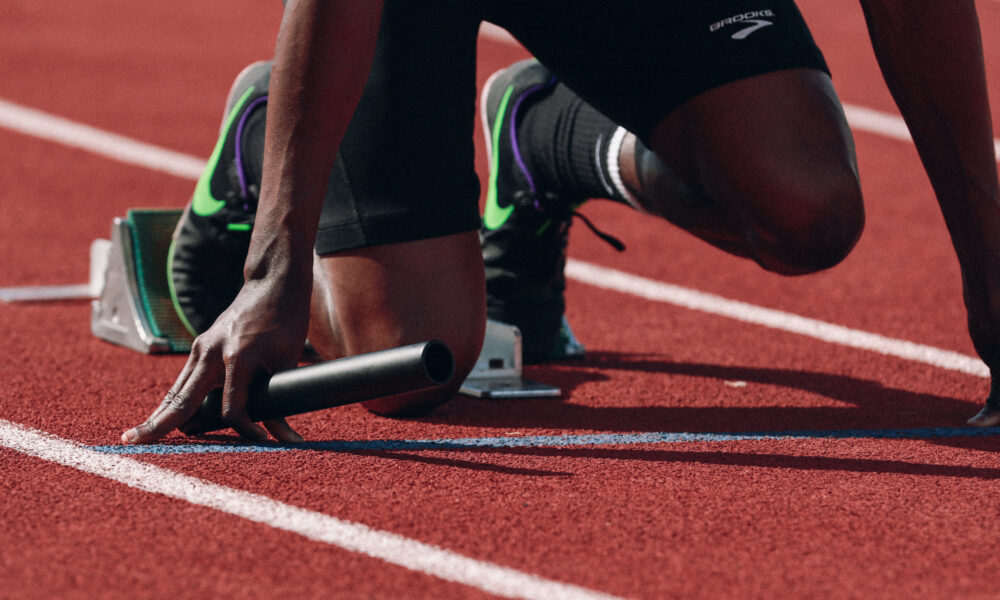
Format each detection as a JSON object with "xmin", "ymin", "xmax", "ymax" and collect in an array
[{"xmin": 426, "ymin": 350, "xmax": 983, "ymax": 433}]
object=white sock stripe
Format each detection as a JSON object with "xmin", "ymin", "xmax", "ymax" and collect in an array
[
  {"xmin": 605, "ymin": 126, "xmax": 641, "ymax": 209},
  {"xmin": 593, "ymin": 134, "xmax": 618, "ymax": 198},
  {"xmin": 0, "ymin": 419, "xmax": 625, "ymax": 600}
]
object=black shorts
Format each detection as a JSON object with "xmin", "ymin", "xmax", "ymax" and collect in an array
[{"xmin": 314, "ymin": 0, "xmax": 829, "ymax": 255}]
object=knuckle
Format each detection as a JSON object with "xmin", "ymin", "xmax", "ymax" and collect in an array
[
  {"xmin": 220, "ymin": 403, "xmax": 241, "ymax": 424},
  {"xmin": 190, "ymin": 336, "xmax": 209, "ymax": 357},
  {"xmin": 191, "ymin": 336, "xmax": 222, "ymax": 362},
  {"xmin": 135, "ymin": 420, "xmax": 156, "ymax": 436},
  {"xmin": 222, "ymin": 352, "xmax": 240, "ymax": 374},
  {"xmin": 165, "ymin": 391, "xmax": 192, "ymax": 411}
]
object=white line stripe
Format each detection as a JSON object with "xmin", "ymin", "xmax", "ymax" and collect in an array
[
  {"xmin": 0, "ymin": 419, "xmax": 625, "ymax": 600},
  {"xmin": 0, "ymin": 98, "xmax": 205, "ymax": 179},
  {"xmin": 842, "ymin": 104, "xmax": 913, "ymax": 144},
  {"xmin": 0, "ymin": 96, "xmax": 990, "ymax": 379},
  {"xmin": 844, "ymin": 104, "xmax": 1000, "ymax": 162},
  {"xmin": 566, "ymin": 260, "xmax": 989, "ymax": 378},
  {"xmin": 0, "ymin": 284, "xmax": 93, "ymax": 302}
]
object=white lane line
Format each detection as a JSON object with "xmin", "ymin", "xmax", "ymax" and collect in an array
[
  {"xmin": 844, "ymin": 104, "xmax": 1000, "ymax": 162},
  {"xmin": 479, "ymin": 23, "xmax": 1000, "ymax": 163},
  {"xmin": 0, "ymin": 98, "xmax": 204, "ymax": 179},
  {"xmin": 566, "ymin": 260, "xmax": 988, "ymax": 378},
  {"xmin": 0, "ymin": 419, "xmax": 625, "ymax": 600},
  {"xmin": 0, "ymin": 93, "xmax": 990, "ymax": 378}
]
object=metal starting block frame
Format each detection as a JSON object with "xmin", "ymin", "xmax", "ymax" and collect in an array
[
  {"xmin": 91, "ymin": 209, "xmax": 194, "ymax": 354},
  {"xmin": 90, "ymin": 209, "xmax": 560, "ymax": 398},
  {"xmin": 459, "ymin": 320, "xmax": 561, "ymax": 399}
]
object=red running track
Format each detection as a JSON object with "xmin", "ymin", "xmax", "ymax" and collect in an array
[{"xmin": 2, "ymin": 1, "xmax": 1000, "ymax": 598}]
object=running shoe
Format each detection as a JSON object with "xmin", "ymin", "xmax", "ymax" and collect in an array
[
  {"xmin": 479, "ymin": 59, "xmax": 586, "ymax": 363},
  {"xmin": 169, "ymin": 61, "xmax": 271, "ymax": 335}
]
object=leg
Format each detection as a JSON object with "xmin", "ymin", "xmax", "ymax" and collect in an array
[
  {"xmin": 622, "ymin": 68, "xmax": 864, "ymax": 275},
  {"xmin": 306, "ymin": 231, "xmax": 486, "ymax": 416},
  {"xmin": 172, "ymin": 0, "xmax": 484, "ymax": 417},
  {"xmin": 474, "ymin": 0, "xmax": 866, "ymax": 359},
  {"xmin": 481, "ymin": 0, "xmax": 865, "ymax": 307},
  {"xmin": 305, "ymin": 0, "xmax": 484, "ymax": 415}
]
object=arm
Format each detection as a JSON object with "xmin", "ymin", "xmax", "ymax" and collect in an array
[
  {"xmin": 254, "ymin": 0, "xmax": 383, "ymax": 291},
  {"xmin": 859, "ymin": 0, "xmax": 1000, "ymax": 421},
  {"xmin": 122, "ymin": 0, "xmax": 383, "ymax": 443}
]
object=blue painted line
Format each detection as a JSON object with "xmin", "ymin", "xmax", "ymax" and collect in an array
[{"xmin": 89, "ymin": 426, "xmax": 1000, "ymax": 455}]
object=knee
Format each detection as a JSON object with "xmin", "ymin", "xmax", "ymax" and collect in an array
[
  {"xmin": 753, "ymin": 175, "xmax": 865, "ymax": 275},
  {"xmin": 313, "ymin": 231, "xmax": 488, "ymax": 418},
  {"xmin": 360, "ymin": 313, "xmax": 485, "ymax": 418}
]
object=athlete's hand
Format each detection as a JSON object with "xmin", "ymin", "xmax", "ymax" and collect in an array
[
  {"xmin": 964, "ymin": 303, "xmax": 1000, "ymax": 427},
  {"xmin": 963, "ymin": 264, "xmax": 1000, "ymax": 427},
  {"xmin": 121, "ymin": 277, "xmax": 311, "ymax": 444}
]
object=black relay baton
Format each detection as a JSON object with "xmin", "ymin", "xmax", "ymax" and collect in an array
[{"xmin": 179, "ymin": 340, "xmax": 454, "ymax": 435}]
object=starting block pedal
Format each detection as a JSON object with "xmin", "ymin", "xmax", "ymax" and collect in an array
[
  {"xmin": 459, "ymin": 320, "xmax": 561, "ymax": 399},
  {"xmin": 90, "ymin": 209, "xmax": 561, "ymax": 397},
  {"xmin": 90, "ymin": 209, "xmax": 194, "ymax": 354}
]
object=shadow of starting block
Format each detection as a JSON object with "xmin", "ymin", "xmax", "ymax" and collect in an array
[{"xmin": 90, "ymin": 209, "xmax": 560, "ymax": 398}]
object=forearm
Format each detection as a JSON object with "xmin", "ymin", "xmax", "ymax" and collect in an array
[
  {"xmin": 861, "ymin": 0, "xmax": 1000, "ymax": 380},
  {"xmin": 246, "ymin": 0, "xmax": 382, "ymax": 285},
  {"xmin": 859, "ymin": 0, "xmax": 1000, "ymax": 268}
]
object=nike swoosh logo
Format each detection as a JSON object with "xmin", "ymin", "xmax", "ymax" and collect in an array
[
  {"xmin": 482, "ymin": 84, "xmax": 517, "ymax": 231},
  {"xmin": 191, "ymin": 86, "xmax": 257, "ymax": 217},
  {"xmin": 731, "ymin": 19, "xmax": 772, "ymax": 40}
]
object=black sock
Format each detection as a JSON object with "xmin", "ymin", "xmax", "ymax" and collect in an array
[{"xmin": 517, "ymin": 83, "xmax": 633, "ymax": 206}]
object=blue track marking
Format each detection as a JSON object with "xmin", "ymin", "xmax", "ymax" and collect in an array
[{"xmin": 90, "ymin": 426, "xmax": 1000, "ymax": 455}]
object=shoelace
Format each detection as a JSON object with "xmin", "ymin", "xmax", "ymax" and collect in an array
[
  {"xmin": 528, "ymin": 192, "xmax": 625, "ymax": 252},
  {"xmin": 570, "ymin": 208, "xmax": 625, "ymax": 252}
]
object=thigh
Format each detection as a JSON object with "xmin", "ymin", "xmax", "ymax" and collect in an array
[
  {"xmin": 486, "ymin": 0, "xmax": 830, "ymax": 143},
  {"xmin": 489, "ymin": 0, "xmax": 862, "ymax": 271},
  {"xmin": 647, "ymin": 67, "xmax": 863, "ymax": 274},
  {"xmin": 314, "ymin": 0, "xmax": 483, "ymax": 255},
  {"xmin": 648, "ymin": 67, "xmax": 857, "ymax": 216},
  {"xmin": 308, "ymin": 231, "xmax": 487, "ymax": 414}
]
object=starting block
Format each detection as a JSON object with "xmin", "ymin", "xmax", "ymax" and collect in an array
[
  {"xmin": 459, "ymin": 320, "xmax": 560, "ymax": 398},
  {"xmin": 90, "ymin": 209, "xmax": 560, "ymax": 398},
  {"xmin": 90, "ymin": 209, "xmax": 194, "ymax": 354}
]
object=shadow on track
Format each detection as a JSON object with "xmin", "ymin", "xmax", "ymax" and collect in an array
[{"xmin": 426, "ymin": 350, "xmax": 982, "ymax": 434}]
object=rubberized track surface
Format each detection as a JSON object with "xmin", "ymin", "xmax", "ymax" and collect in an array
[{"xmin": 2, "ymin": 2, "xmax": 1000, "ymax": 598}]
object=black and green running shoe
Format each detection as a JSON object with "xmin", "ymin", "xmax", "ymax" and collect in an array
[
  {"xmin": 479, "ymin": 59, "xmax": 586, "ymax": 364},
  {"xmin": 169, "ymin": 61, "xmax": 271, "ymax": 335}
]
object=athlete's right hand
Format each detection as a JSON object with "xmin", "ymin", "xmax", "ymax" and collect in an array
[
  {"xmin": 964, "ymin": 295, "xmax": 1000, "ymax": 427},
  {"xmin": 121, "ymin": 276, "xmax": 311, "ymax": 444}
]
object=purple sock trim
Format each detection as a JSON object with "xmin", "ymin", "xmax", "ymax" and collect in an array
[
  {"xmin": 508, "ymin": 77, "xmax": 557, "ymax": 209},
  {"xmin": 234, "ymin": 95, "xmax": 268, "ymax": 204}
]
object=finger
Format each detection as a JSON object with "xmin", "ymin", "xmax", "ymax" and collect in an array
[
  {"xmin": 138, "ymin": 352, "xmax": 204, "ymax": 426},
  {"xmin": 121, "ymin": 336, "xmax": 224, "ymax": 444},
  {"xmin": 122, "ymin": 359, "xmax": 222, "ymax": 444},
  {"xmin": 263, "ymin": 417, "xmax": 304, "ymax": 443},
  {"xmin": 221, "ymin": 360, "xmax": 269, "ymax": 441},
  {"xmin": 967, "ymin": 404, "xmax": 1000, "ymax": 427},
  {"xmin": 122, "ymin": 389, "xmax": 201, "ymax": 444}
]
